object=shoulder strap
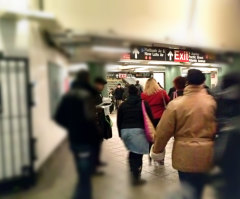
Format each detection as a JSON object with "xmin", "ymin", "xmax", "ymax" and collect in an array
[{"xmin": 161, "ymin": 90, "xmax": 167, "ymax": 109}]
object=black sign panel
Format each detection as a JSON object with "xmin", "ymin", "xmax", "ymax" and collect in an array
[
  {"xmin": 130, "ymin": 47, "xmax": 167, "ymax": 61},
  {"xmin": 107, "ymin": 72, "xmax": 152, "ymax": 79},
  {"xmin": 129, "ymin": 46, "xmax": 217, "ymax": 63}
]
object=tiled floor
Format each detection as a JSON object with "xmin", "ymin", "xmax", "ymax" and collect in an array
[{"xmin": 1, "ymin": 112, "xmax": 215, "ymax": 199}]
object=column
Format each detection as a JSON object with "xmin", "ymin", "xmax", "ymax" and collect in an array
[
  {"xmin": 165, "ymin": 66, "xmax": 181, "ymax": 93},
  {"xmin": 218, "ymin": 55, "xmax": 240, "ymax": 80},
  {"xmin": 205, "ymin": 73, "xmax": 211, "ymax": 88},
  {"xmin": 88, "ymin": 62, "xmax": 108, "ymax": 97}
]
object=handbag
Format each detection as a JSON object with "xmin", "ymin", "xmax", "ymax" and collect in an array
[
  {"xmin": 141, "ymin": 100, "xmax": 156, "ymax": 142},
  {"xmin": 103, "ymin": 115, "xmax": 113, "ymax": 139}
]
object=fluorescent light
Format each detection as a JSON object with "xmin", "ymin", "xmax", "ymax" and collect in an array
[
  {"xmin": 92, "ymin": 46, "xmax": 130, "ymax": 54},
  {"xmin": 68, "ymin": 63, "xmax": 88, "ymax": 72},
  {"xmin": 134, "ymin": 69, "xmax": 149, "ymax": 72},
  {"xmin": 192, "ymin": 63, "xmax": 211, "ymax": 67},
  {"xmin": 119, "ymin": 60, "xmax": 141, "ymax": 63},
  {"xmin": 182, "ymin": 67, "xmax": 218, "ymax": 73},
  {"xmin": 119, "ymin": 65, "xmax": 143, "ymax": 70},
  {"xmin": 148, "ymin": 61, "xmax": 182, "ymax": 65}
]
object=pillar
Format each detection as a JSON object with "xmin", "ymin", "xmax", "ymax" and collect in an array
[
  {"xmin": 88, "ymin": 62, "xmax": 108, "ymax": 97},
  {"xmin": 165, "ymin": 66, "xmax": 181, "ymax": 93},
  {"xmin": 218, "ymin": 55, "xmax": 240, "ymax": 80},
  {"xmin": 205, "ymin": 73, "xmax": 211, "ymax": 88}
]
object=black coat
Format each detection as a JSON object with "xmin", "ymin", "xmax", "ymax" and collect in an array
[
  {"xmin": 114, "ymin": 87, "xmax": 124, "ymax": 100},
  {"xmin": 54, "ymin": 81, "xmax": 100, "ymax": 146},
  {"xmin": 117, "ymin": 95, "xmax": 154, "ymax": 137},
  {"xmin": 168, "ymin": 87, "xmax": 176, "ymax": 98},
  {"xmin": 169, "ymin": 90, "xmax": 184, "ymax": 101}
]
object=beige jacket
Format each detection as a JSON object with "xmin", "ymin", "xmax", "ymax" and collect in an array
[{"xmin": 153, "ymin": 85, "xmax": 217, "ymax": 173}]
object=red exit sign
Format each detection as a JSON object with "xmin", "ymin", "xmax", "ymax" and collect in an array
[
  {"xmin": 121, "ymin": 53, "xmax": 130, "ymax": 60},
  {"xmin": 119, "ymin": 73, "xmax": 127, "ymax": 78},
  {"xmin": 174, "ymin": 50, "xmax": 189, "ymax": 62}
]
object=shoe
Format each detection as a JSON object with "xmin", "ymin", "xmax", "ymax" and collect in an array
[
  {"xmin": 159, "ymin": 160, "xmax": 164, "ymax": 165},
  {"xmin": 148, "ymin": 156, "xmax": 152, "ymax": 166},
  {"xmin": 132, "ymin": 178, "xmax": 147, "ymax": 186},
  {"xmin": 97, "ymin": 162, "xmax": 107, "ymax": 167},
  {"xmin": 92, "ymin": 170, "xmax": 105, "ymax": 176}
]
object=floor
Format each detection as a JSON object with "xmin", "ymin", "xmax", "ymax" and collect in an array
[{"xmin": 1, "ymin": 113, "xmax": 215, "ymax": 199}]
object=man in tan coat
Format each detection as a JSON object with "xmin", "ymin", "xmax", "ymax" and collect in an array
[{"xmin": 151, "ymin": 69, "xmax": 216, "ymax": 199}]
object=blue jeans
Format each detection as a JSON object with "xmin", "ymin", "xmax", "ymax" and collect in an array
[{"xmin": 71, "ymin": 145, "xmax": 94, "ymax": 199}]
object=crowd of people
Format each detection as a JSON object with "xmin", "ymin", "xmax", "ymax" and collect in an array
[{"xmin": 54, "ymin": 69, "xmax": 240, "ymax": 199}]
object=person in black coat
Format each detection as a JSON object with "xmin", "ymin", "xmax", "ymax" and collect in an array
[
  {"xmin": 114, "ymin": 83, "xmax": 124, "ymax": 109},
  {"xmin": 55, "ymin": 70, "xmax": 99, "ymax": 199},
  {"xmin": 117, "ymin": 85, "xmax": 154, "ymax": 185},
  {"xmin": 94, "ymin": 77, "xmax": 108, "ymax": 169}
]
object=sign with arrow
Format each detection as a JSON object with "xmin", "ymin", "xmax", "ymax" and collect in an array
[
  {"xmin": 132, "ymin": 48, "xmax": 139, "ymax": 59},
  {"xmin": 167, "ymin": 51, "xmax": 174, "ymax": 61},
  {"xmin": 130, "ymin": 46, "xmax": 166, "ymax": 61}
]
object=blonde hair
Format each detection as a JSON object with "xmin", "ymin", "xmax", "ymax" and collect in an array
[{"xmin": 144, "ymin": 78, "xmax": 161, "ymax": 96}]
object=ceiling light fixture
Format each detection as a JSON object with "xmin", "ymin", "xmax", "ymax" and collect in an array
[{"xmin": 92, "ymin": 46, "xmax": 130, "ymax": 54}]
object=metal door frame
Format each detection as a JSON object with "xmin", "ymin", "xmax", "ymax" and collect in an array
[{"xmin": 0, "ymin": 56, "xmax": 35, "ymax": 193}]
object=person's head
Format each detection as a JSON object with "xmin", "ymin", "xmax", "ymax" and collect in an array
[
  {"xmin": 136, "ymin": 80, "xmax": 140, "ymax": 85},
  {"xmin": 144, "ymin": 78, "xmax": 161, "ymax": 95},
  {"xmin": 117, "ymin": 83, "xmax": 121, "ymax": 88},
  {"xmin": 128, "ymin": 84, "xmax": 138, "ymax": 96},
  {"xmin": 187, "ymin": 69, "xmax": 206, "ymax": 86},
  {"xmin": 72, "ymin": 70, "xmax": 90, "ymax": 89},
  {"xmin": 75, "ymin": 70, "xmax": 90, "ymax": 83},
  {"xmin": 94, "ymin": 77, "xmax": 107, "ymax": 92},
  {"xmin": 173, "ymin": 76, "xmax": 187, "ymax": 90}
]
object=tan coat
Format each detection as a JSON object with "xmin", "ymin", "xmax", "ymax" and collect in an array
[{"xmin": 153, "ymin": 85, "xmax": 217, "ymax": 173}]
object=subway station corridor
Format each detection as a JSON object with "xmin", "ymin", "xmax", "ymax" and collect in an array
[{"xmin": 2, "ymin": 113, "xmax": 216, "ymax": 199}]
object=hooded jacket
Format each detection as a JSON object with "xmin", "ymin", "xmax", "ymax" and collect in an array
[{"xmin": 55, "ymin": 80, "xmax": 100, "ymax": 146}]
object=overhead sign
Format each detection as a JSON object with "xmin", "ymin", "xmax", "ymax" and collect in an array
[
  {"xmin": 107, "ymin": 72, "xmax": 152, "ymax": 79},
  {"xmin": 130, "ymin": 47, "xmax": 166, "ymax": 61},
  {"xmin": 129, "ymin": 46, "xmax": 217, "ymax": 63}
]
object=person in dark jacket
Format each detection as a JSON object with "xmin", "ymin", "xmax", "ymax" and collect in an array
[
  {"xmin": 135, "ymin": 80, "xmax": 143, "ymax": 94},
  {"xmin": 94, "ymin": 77, "xmax": 107, "ymax": 105},
  {"xmin": 114, "ymin": 83, "xmax": 124, "ymax": 109},
  {"xmin": 123, "ymin": 83, "xmax": 130, "ymax": 100},
  {"xmin": 117, "ymin": 85, "xmax": 154, "ymax": 185},
  {"xmin": 168, "ymin": 87, "xmax": 176, "ymax": 98},
  {"xmin": 213, "ymin": 72, "xmax": 240, "ymax": 199},
  {"xmin": 94, "ymin": 77, "xmax": 108, "ymax": 169},
  {"xmin": 169, "ymin": 76, "xmax": 187, "ymax": 100},
  {"xmin": 55, "ymin": 70, "xmax": 99, "ymax": 199}
]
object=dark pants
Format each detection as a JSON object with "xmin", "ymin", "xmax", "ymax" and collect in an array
[
  {"xmin": 93, "ymin": 140, "xmax": 103, "ymax": 168},
  {"xmin": 217, "ymin": 170, "xmax": 240, "ymax": 199},
  {"xmin": 178, "ymin": 171, "xmax": 206, "ymax": 199},
  {"xmin": 71, "ymin": 145, "xmax": 94, "ymax": 199},
  {"xmin": 128, "ymin": 152, "xmax": 143, "ymax": 179},
  {"xmin": 153, "ymin": 118, "xmax": 160, "ymax": 128},
  {"xmin": 116, "ymin": 99, "xmax": 122, "ymax": 110},
  {"xmin": 149, "ymin": 118, "xmax": 161, "ymax": 163}
]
